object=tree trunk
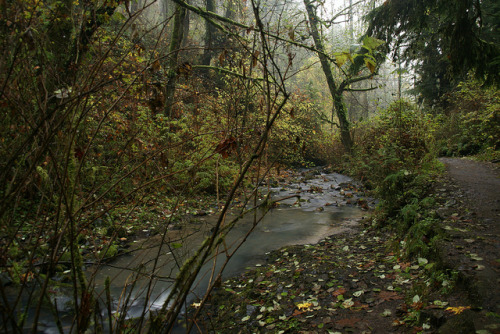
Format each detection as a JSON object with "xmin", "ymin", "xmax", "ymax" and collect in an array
[
  {"xmin": 182, "ymin": 9, "xmax": 190, "ymax": 47},
  {"xmin": 164, "ymin": 4, "xmax": 187, "ymax": 117},
  {"xmin": 303, "ymin": 0, "xmax": 353, "ymax": 152},
  {"xmin": 201, "ymin": 0, "xmax": 216, "ymax": 66}
]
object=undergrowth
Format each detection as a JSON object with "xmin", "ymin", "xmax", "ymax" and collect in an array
[{"xmin": 345, "ymin": 88, "xmax": 498, "ymax": 325}]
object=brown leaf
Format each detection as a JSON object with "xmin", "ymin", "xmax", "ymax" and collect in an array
[
  {"xmin": 252, "ymin": 50, "xmax": 260, "ymax": 68},
  {"xmin": 411, "ymin": 302, "xmax": 424, "ymax": 310},
  {"xmin": 215, "ymin": 137, "xmax": 237, "ymax": 159},
  {"xmin": 218, "ymin": 50, "xmax": 227, "ymax": 65},
  {"xmin": 336, "ymin": 317, "xmax": 361, "ymax": 328},
  {"xmin": 400, "ymin": 262, "xmax": 411, "ymax": 270},
  {"xmin": 332, "ymin": 288, "xmax": 346, "ymax": 297},
  {"xmin": 378, "ymin": 290, "xmax": 402, "ymax": 301},
  {"xmin": 152, "ymin": 59, "xmax": 161, "ymax": 71}
]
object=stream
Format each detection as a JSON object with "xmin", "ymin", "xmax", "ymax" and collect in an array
[{"xmin": 8, "ymin": 170, "xmax": 372, "ymax": 333}]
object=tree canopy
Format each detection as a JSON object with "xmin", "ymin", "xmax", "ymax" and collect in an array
[{"xmin": 365, "ymin": 0, "xmax": 500, "ymax": 104}]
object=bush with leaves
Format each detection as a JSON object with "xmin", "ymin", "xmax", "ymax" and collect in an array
[
  {"xmin": 348, "ymin": 100, "xmax": 445, "ymax": 259},
  {"xmin": 267, "ymin": 92, "xmax": 325, "ymax": 167},
  {"xmin": 437, "ymin": 77, "xmax": 500, "ymax": 158},
  {"xmin": 350, "ymin": 100, "xmax": 438, "ymax": 189}
]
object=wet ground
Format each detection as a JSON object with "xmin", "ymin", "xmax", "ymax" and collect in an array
[
  {"xmin": 19, "ymin": 169, "xmax": 373, "ymax": 333},
  {"xmin": 9, "ymin": 159, "xmax": 499, "ymax": 333},
  {"xmin": 433, "ymin": 158, "xmax": 500, "ymax": 333},
  {"xmin": 192, "ymin": 158, "xmax": 500, "ymax": 333}
]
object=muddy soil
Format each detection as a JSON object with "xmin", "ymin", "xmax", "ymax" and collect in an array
[{"xmin": 191, "ymin": 158, "xmax": 500, "ymax": 334}]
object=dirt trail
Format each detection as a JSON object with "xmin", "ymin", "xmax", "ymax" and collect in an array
[
  {"xmin": 440, "ymin": 158, "xmax": 500, "ymax": 222},
  {"xmin": 436, "ymin": 158, "xmax": 500, "ymax": 333}
]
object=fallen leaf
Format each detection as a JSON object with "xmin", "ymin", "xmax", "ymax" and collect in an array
[
  {"xmin": 342, "ymin": 298, "xmax": 354, "ymax": 308},
  {"xmin": 335, "ymin": 317, "xmax": 361, "ymax": 328},
  {"xmin": 332, "ymin": 288, "xmax": 346, "ymax": 296},
  {"xmin": 470, "ymin": 254, "xmax": 483, "ymax": 261},
  {"xmin": 446, "ymin": 306, "xmax": 471, "ymax": 314},
  {"xmin": 400, "ymin": 262, "xmax": 411, "ymax": 270},
  {"xmin": 378, "ymin": 291, "xmax": 402, "ymax": 301},
  {"xmin": 297, "ymin": 302, "xmax": 313, "ymax": 311},
  {"xmin": 353, "ymin": 290, "xmax": 364, "ymax": 297},
  {"xmin": 411, "ymin": 302, "xmax": 424, "ymax": 310},
  {"xmin": 431, "ymin": 300, "xmax": 449, "ymax": 308}
]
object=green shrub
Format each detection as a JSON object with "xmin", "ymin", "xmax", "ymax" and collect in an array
[
  {"xmin": 437, "ymin": 77, "xmax": 500, "ymax": 156},
  {"xmin": 349, "ymin": 99, "xmax": 439, "ymax": 190},
  {"xmin": 348, "ymin": 100, "xmax": 444, "ymax": 258}
]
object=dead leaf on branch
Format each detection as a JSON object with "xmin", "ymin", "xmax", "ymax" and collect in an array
[
  {"xmin": 177, "ymin": 62, "xmax": 192, "ymax": 79},
  {"xmin": 218, "ymin": 49, "xmax": 227, "ymax": 65},
  {"xmin": 215, "ymin": 137, "xmax": 237, "ymax": 159},
  {"xmin": 252, "ymin": 50, "xmax": 260, "ymax": 68}
]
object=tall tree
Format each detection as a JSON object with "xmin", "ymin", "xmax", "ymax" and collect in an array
[
  {"xmin": 201, "ymin": 0, "xmax": 217, "ymax": 66},
  {"xmin": 304, "ymin": 0, "xmax": 352, "ymax": 151},
  {"xmin": 304, "ymin": 0, "xmax": 383, "ymax": 153},
  {"xmin": 164, "ymin": 4, "xmax": 187, "ymax": 117},
  {"xmin": 365, "ymin": 0, "xmax": 500, "ymax": 105}
]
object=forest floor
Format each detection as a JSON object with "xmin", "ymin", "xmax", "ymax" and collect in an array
[{"xmin": 192, "ymin": 158, "xmax": 500, "ymax": 333}]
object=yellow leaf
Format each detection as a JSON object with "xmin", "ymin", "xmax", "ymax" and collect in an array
[
  {"xmin": 362, "ymin": 36, "xmax": 384, "ymax": 50},
  {"xmin": 335, "ymin": 52, "xmax": 350, "ymax": 67},
  {"xmin": 445, "ymin": 306, "xmax": 471, "ymax": 314},
  {"xmin": 364, "ymin": 58, "xmax": 377, "ymax": 73},
  {"xmin": 297, "ymin": 302, "xmax": 312, "ymax": 311}
]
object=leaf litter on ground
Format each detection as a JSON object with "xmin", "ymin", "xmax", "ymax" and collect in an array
[{"xmin": 194, "ymin": 222, "xmax": 457, "ymax": 333}]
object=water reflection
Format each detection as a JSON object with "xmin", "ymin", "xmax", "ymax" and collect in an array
[{"xmin": 10, "ymin": 172, "xmax": 369, "ymax": 332}]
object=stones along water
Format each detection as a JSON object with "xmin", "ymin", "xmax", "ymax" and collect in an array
[{"xmin": 16, "ymin": 170, "xmax": 372, "ymax": 332}]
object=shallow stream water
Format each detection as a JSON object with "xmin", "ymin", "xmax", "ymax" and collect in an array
[{"xmin": 10, "ymin": 171, "xmax": 370, "ymax": 333}]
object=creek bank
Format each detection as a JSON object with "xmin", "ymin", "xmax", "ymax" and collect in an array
[
  {"xmin": 190, "ymin": 159, "xmax": 500, "ymax": 333},
  {"xmin": 194, "ymin": 220, "xmax": 457, "ymax": 333}
]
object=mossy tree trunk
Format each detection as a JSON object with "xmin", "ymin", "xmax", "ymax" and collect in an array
[
  {"xmin": 164, "ymin": 4, "xmax": 187, "ymax": 117},
  {"xmin": 201, "ymin": 0, "xmax": 216, "ymax": 66},
  {"xmin": 304, "ymin": 0, "xmax": 353, "ymax": 153}
]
